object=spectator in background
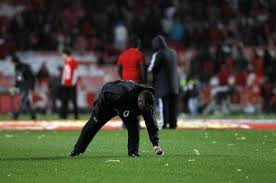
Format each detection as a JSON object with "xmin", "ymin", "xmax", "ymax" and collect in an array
[
  {"xmin": 114, "ymin": 21, "xmax": 128, "ymax": 51},
  {"xmin": 10, "ymin": 55, "xmax": 36, "ymax": 120},
  {"xmin": 60, "ymin": 48, "xmax": 79, "ymax": 119},
  {"xmin": 36, "ymin": 62, "xmax": 50, "ymax": 83},
  {"xmin": 186, "ymin": 75, "xmax": 200, "ymax": 117},
  {"xmin": 117, "ymin": 35, "xmax": 146, "ymax": 84},
  {"xmin": 48, "ymin": 66, "xmax": 63, "ymax": 114},
  {"xmin": 148, "ymin": 35, "xmax": 179, "ymax": 129}
]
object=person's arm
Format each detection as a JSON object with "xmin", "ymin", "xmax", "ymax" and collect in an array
[
  {"xmin": 118, "ymin": 65, "xmax": 122, "ymax": 78},
  {"xmin": 142, "ymin": 110, "xmax": 164, "ymax": 155},
  {"xmin": 117, "ymin": 54, "xmax": 123, "ymax": 78},
  {"xmin": 147, "ymin": 52, "xmax": 162, "ymax": 73},
  {"xmin": 142, "ymin": 110, "xmax": 159, "ymax": 146},
  {"xmin": 139, "ymin": 63, "xmax": 146, "ymax": 83}
]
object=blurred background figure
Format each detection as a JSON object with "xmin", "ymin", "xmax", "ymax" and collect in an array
[
  {"xmin": 148, "ymin": 35, "xmax": 179, "ymax": 129},
  {"xmin": 117, "ymin": 35, "xmax": 146, "ymax": 84},
  {"xmin": 48, "ymin": 66, "xmax": 63, "ymax": 114},
  {"xmin": 60, "ymin": 48, "xmax": 79, "ymax": 120},
  {"xmin": 183, "ymin": 75, "xmax": 200, "ymax": 117},
  {"xmin": 10, "ymin": 55, "xmax": 36, "ymax": 120}
]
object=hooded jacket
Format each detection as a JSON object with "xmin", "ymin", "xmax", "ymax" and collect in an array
[{"xmin": 148, "ymin": 35, "xmax": 179, "ymax": 97}]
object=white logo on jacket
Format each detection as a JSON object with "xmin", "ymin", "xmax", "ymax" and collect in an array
[{"xmin": 123, "ymin": 110, "xmax": 130, "ymax": 117}]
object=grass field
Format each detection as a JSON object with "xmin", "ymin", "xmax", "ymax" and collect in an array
[{"xmin": 0, "ymin": 129, "xmax": 276, "ymax": 183}]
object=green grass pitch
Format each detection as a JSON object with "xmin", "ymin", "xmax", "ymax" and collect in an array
[{"xmin": 0, "ymin": 130, "xmax": 275, "ymax": 183}]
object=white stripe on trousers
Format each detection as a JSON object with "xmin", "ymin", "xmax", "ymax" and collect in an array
[{"xmin": 158, "ymin": 98, "xmax": 164, "ymax": 130}]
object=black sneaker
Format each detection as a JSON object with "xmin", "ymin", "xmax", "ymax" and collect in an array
[
  {"xmin": 70, "ymin": 151, "xmax": 81, "ymax": 157},
  {"xmin": 128, "ymin": 153, "xmax": 141, "ymax": 157}
]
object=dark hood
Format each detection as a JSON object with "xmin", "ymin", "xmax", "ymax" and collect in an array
[{"xmin": 152, "ymin": 35, "xmax": 168, "ymax": 51}]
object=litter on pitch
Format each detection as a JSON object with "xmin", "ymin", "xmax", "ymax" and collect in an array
[{"xmin": 105, "ymin": 159, "xmax": 121, "ymax": 163}]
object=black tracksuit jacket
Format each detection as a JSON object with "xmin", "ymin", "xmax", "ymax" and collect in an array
[{"xmin": 73, "ymin": 80, "xmax": 159, "ymax": 155}]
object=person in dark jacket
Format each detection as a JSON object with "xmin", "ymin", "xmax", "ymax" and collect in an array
[
  {"xmin": 11, "ymin": 55, "xmax": 36, "ymax": 120},
  {"xmin": 70, "ymin": 80, "xmax": 163, "ymax": 157},
  {"xmin": 148, "ymin": 35, "xmax": 179, "ymax": 129}
]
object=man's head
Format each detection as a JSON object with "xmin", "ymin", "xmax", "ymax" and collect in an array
[
  {"xmin": 61, "ymin": 48, "xmax": 72, "ymax": 59},
  {"xmin": 129, "ymin": 35, "xmax": 141, "ymax": 49},
  {"xmin": 10, "ymin": 54, "xmax": 20, "ymax": 66},
  {"xmin": 137, "ymin": 90, "xmax": 154, "ymax": 112}
]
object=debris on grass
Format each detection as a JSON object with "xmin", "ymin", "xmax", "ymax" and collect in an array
[
  {"xmin": 105, "ymin": 159, "xmax": 120, "ymax": 163},
  {"xmin": 165, "ymin": 163, "xmax": 169, "ymax": 166},
  {"xmin": 37, "ymin": 134, "xmax": 46, "ymax": 140},
  {"xmin": 237, "ymin": 168, "xmax": 242, "ymax": 172},
  {"xmin": 193, "ymin": 149, "xmax": 200, "ymax": 156},
  {"xmin": 188, "ymin": 159, "xmax": 195, "ymax": 162},
  {"xmin": 227, "ymin": 144, "xmax": 235, "ymax": 146},
  {"xmin": 142, "ymin": 150, "xmax": 151, "ymax": 153},
  {"xmin": 212, "ymin": 141, "xmax": 217, "ymax": 144},
  {"xmin": 236, "ymin": 137, "xmax": 246, "ymax": 140},
  {"xmin": 5, "ymin": 134, "xmax": 13, "ymax": 138}
]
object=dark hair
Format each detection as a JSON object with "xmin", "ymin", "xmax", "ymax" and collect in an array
[
  {"xmin": 11, "ymin": 54, "xmax": 20, "ymax": 63},
  {"xmin": 139, "ymin": 90, "xmax": 154, "ymax": 106},
  {"xmin": 62, "ymin": 48, "xmax": 72, "ymax": 55},
  {"xmin": 129, "ymin": 35, "xmax": 141, "ymax": 49}
]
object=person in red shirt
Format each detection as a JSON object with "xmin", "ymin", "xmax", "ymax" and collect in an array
[
  {"xmin": 117, "ymin": 35, "xmax": 146, "ymax": 83},
  {"xmin": 60, "ymin": 48, "xmax": 79, "ymax": 119}
]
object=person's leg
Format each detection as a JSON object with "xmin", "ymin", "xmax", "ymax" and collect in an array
[
  {"xmin": 24, "ymin": 90, "xmax": 36, "ymax": 120},
  {"xmin": 13, "ymin": 90, "xmax": 26, "ymax": 119},
  {"xmin": 71, "ymin": 86, "xmax": 79, "ymax": 119},
  {"xmin": 162, "ymin": 96, "xmax": 170, "ymax": 129},
  {"xmin": 72, "ymin": 110, "xmax": 117, "ymax": 155},
  {"xmin": 122, "ymin": 114, "xmax": 140, "ymax": 156},
  {"xmin": 158, "ymin": 98, "xmax": 164, "ymax": 129},
  {"xmin": 169, "ymin": 95, "xmax": 177, "ymax": 129},
  {"xmin": 60, "ymin": 87, "xmax": 68, "ymax": 119}
]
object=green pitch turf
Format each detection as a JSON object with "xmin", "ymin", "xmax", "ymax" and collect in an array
[{"xmin": 0, "ymin": 130, "xmax": 275, "ymax": 183}]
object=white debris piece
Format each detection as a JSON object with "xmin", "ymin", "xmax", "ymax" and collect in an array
[
  {"xmin": 5, "ymin": 134, "xmax": 13, "ymax": 138},
  {"xmin": 193, "ymin": 149, "xmax": 200, "ymax": 156},
  {"xmin": 105, "ymin": 159, "xmax": 120, "ymax": 163}
]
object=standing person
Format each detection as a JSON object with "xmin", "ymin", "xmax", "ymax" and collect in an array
[
  {"xmin": 148, "ymin": 35, "xmax": 179, "ymax": 129},
  {"xmin": 117, "ymin": 35, "xmax": 146, "ymax": 83},
  {"xmin": 60, "ymin": 48, "xmax": 79, "ymax": 119},
  {"xmin": 10, "ymin": 55, "xmax": 36, "ymax": 120},
  {"xmin": 70, "ymin": 80, "xmax": 163, "ymax": 157}
]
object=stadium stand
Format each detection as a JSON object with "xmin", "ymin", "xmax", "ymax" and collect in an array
[{"xmin": 0, "ymin": 0, "xmax": 275, "ymax": 114}]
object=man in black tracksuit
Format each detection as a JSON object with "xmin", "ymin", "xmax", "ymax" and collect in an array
[
  {"xmin": 70, "ymin": 80, "xmax": 163, "ymax": 157},
  {"xmin": 11, "ymin": 55, "xmax": 36, "ymax": 120},
  {"xmin": 148, "ymin": 35, "xmax": 179, "ymax": 129}
]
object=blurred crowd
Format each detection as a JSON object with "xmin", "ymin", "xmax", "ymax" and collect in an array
[{"xmin": 0, "ymin": 0, "xmax": 275, "ymax": 115}]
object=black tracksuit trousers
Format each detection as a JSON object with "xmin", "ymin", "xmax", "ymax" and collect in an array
[{"xmin": 73, "ymin": 110, "xmax": 140, "ymax": 156}]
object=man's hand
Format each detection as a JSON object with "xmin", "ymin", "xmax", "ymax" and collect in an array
[{"xmin": 153, "ymin": 146, "xmax": 164, "ymax": 155}]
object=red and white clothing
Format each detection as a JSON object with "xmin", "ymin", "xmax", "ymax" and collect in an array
[
  {"xmin": 62, "ymin": 57, "xmax": 79, "ymax": 86},
  {"xmin": 117, "ymin": 48, "xmax": 145, "ymax": 83}
]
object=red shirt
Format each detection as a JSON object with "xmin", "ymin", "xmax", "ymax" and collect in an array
[
  {"xmin": 117, "ymin": 48, "xmax": 145, "ymax": 83},
  {"xmin": 62, "ymin": 57, "xmax": 78, "ymax": 86}
]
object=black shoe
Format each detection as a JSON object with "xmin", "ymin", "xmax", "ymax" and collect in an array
[
  {"xmin": 128, "ymin": 153, "xmax": 141, "ymax": 157},
  {"xmin": 70, "ymin": 151, "xmax": 81, "ymax": 157}
]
